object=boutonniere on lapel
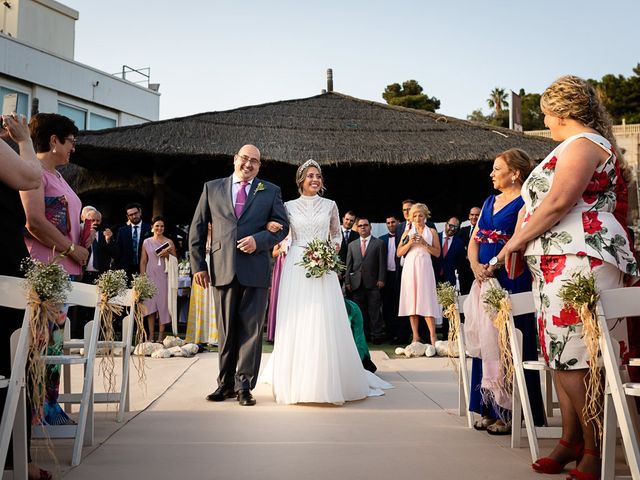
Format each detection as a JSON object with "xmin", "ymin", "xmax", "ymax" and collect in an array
[{"xmin": 254, "ymin": 182, "xmax": 265, "ymax": 195}]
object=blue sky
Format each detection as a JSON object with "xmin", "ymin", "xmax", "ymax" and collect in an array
[{"xmin": 66, "ymin": 0, "xmax": 640, "ymax": 121}]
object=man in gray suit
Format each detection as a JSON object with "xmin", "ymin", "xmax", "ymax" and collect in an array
[
  {"xmin": 189, "ymin": 144, "xmax": 288, "ymax": 406},
  {"xmin": 345, "ymin": 218, "xmax": 386, "ymax": 344}
]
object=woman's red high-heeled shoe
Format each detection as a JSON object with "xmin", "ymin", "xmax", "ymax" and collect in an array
[
  {"xmin": 532, "ymin": 439, "xmax": 584, "ymax": 474},
  {"xmin": 566, "ymin": 448, "xmax": 600, "ymax": 480}
]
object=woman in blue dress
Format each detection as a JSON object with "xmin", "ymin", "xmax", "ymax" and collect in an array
[{"xmin": 468, "ymin": 148, "xmax": 545, "ymax": 434}]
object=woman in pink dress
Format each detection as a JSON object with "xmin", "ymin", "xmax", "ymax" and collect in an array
[
  {"xmin": 397, "ymin": 203, "xmax": 441, "ymax": 345},
  {"xmin": 140, "ymin": 216, "xmax": 177, "ymax": 342}
]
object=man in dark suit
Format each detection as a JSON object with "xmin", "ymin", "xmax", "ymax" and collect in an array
[
  {"xmin": 457, "ymin": 206, "xmax": 480, "ymax": 295},
  {"xmin": 106, "ymin": 202, "xmax": 151, "ymax": 279},
  {"xmin": 345, "ymin": 217, "xmax": 386, "ymax": 344},
  {"xmin": 434, "ymin": 217, "xmax": 466, "ymax": 340},
  {"xmin": 190, "ymin": 144, "xmax": 288, "ymax": 406},
  {"xmin": 338, "ymin": 210, "xmax": 358, "ymax": 265},
  {"xmin": 379, "ymin": 215, "xmax": 405, "ymax": 344},
  {"xmin": 82, "ymin": 208, "xmax": 110, "ymax": 284}
]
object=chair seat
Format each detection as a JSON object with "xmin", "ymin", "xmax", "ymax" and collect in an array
[
  {"xmin": 522, "ymin": 360, "xmax": 549, "ymax": 371},
  {"xmin": 623, "ymin": 382, "xmax": 640, "ymax": 397},
  {"xmin": 0, "ymin": 375, "xmax": 7, "ymax": 389},
  {"xmin": 630, "ymin": 358, "xmax": 640, "ymax": 367},
  {"xmin": 65, "ymin": 339, "xmax": 127, "ymax": 353},
  {"xmin": 42, "ymin": 355, "xmax": 86, "ymax": 365}
]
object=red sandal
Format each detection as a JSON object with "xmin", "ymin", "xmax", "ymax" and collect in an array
[
  {"xmin": 532, "ymin": 439, "xmax": 584, "ymax": 474},
  {"xmin": 566, "ymin": 448, "xmax": 600, "ymax": 480}
]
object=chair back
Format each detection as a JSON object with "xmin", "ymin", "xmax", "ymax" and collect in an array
[{"xmin": 0, "ymin": 275, "xmax": 27, "ymax": 310}]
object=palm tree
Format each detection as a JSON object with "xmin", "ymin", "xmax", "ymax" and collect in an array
[{"xmin": 487, "ymin": 87, "xmax": 509, "ymax": 114}]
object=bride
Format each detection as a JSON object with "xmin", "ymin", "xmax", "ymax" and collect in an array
[{"xmin": 261, "ymin": 159, "xmax": 392, "ymax": 405}]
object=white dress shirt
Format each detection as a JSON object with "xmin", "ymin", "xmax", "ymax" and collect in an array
[
  {"xmin": 232, "ymin": 174, "xmax": 254, "ymax": 204},
  {"xmin": 386, "ymin": 233, "xmax": 396, "ymax": 271}
]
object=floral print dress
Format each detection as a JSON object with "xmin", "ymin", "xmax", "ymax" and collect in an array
[{"xmin": 522, "ymin": 132, "xmax": 638, "ymax": 370}]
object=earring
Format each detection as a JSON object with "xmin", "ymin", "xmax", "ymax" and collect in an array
[
  {"xmin": 511, "ymin": 177, "xmax": 516, "ymax": 185},
  {"xmin": 52, "ymin": 148, "xmax": 57, "ymax": 154}
]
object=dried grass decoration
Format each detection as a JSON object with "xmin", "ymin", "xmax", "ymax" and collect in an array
[
  {"xmin": 558, "ymin": 272, "xmax": 603, "ymax": 438},
  {"xmin": 20, "ymin": 257, "xmax": 71, "ymax": 415},
  {"xmin": 482, "ymin": 280, "xmax": 514, "ymax": 399},
  {"xmin": 130, "ymin": 273, "xmax": 157, "ymax": 385},
  {"xmin": 436, "ymin": 282, "xmax": 460, "ymax": 364},
  {"xmin": 95, "ymin": 270, "xmax": 128, "ymax": 393}
]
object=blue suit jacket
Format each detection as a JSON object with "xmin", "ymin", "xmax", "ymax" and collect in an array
[
  {"xmin": 189, "ymin": 176, "xmax": 289, "ymax": 288},
  {"xmin": 434, "ymin": 233, "xmax": 466, "ymax": 286},
  {"xmin": 111, "ymin": 222, "xmax": 151, "ymax": 270},
  {"xmin": 379, "ymin": 233, "xmax": 401, "ymax": 272}
]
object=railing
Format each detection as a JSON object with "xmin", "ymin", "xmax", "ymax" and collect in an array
[{"xmin": 526, "ymin": 123, "xmax": 640, "ymax": 138}]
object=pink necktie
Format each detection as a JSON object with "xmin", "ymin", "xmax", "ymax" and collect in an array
[
  {"xmin": 443, "ymin": 237, "xmax": 449, "ymax": 257},
  {"xmin": 234, "ymin": 181, "xmax": 248, "ymax": 217},
  {"xmin": 360, "ymin": 238, "xmax": 366, "ymax": 257}
]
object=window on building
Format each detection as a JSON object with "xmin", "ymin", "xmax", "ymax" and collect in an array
[
  {"xmin": 89, "ymin": 112, "xmax": 116, "ymax": 130},
  {"xmin": 58, "ymin": 103, "xmax": 87, "ymax": 130},
  {"xmin": 0, "ymin": 87, "xmax": 29, "ymax": 117}
]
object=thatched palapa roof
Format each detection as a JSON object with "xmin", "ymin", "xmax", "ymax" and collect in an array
[{"xmin": 72, "ymin": 91, "xmax": 556, "ymax": 168}]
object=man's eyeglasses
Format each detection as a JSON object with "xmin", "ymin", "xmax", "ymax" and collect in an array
[
  {"xmin": 236, "ymin": 154, "xmax": 260, "ymax": 166},
  {"xmin": 357, "ymin": 224, "xmax": 370, "ymax": 228},
  {"xmin": 447, "ymin": 224, "xmax": 459, "ymax": 230},
  {"xmin": 402, "ymin": 208, "xmax": 411, "ymax": 212},
  {"xmin": 127, "ymin": 211, "xmax": 140, "ymax": 218}
]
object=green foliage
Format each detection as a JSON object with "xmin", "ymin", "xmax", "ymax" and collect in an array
[
  {"xmin": 382, "ymin": 80, "xmax": 441, "ymax": 112},
  {"xmin": 589, "ymin": 64, "xmax": 640, "ymax": 124},
  {"xmin": 487, "ymin": 87, "xmax": 509, "ymax": 114},
  {"xmin": 519, "ymin": 89, "xmax": 545, "ymax": 130}
]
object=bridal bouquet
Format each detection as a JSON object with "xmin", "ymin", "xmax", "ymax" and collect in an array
[{"xmin": 296, "ymin": 238, "xmax": 345, "ymax": 278}]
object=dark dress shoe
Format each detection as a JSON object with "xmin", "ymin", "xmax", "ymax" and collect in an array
[
  {"xmin": 237, "ymin": 389, "xmax": 256, "ymax": 406},
  {"xmin": 205, "ymin": 386, "xmax": 236, "ymax": 402}
]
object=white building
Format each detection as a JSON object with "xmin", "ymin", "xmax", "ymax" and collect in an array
[{"xmin": 0, "ymin": 0, "xmax": 159, "ymax": 129}]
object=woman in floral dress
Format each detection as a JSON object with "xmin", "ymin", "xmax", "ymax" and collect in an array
[{"xmin": 503, "ymin": 75, "xmax": 638, "ymax": 479}]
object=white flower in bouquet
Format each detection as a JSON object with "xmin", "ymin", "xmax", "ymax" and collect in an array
[{"xmin": 296, "ymin": 238, "xmax": 346, "ymax": 278}]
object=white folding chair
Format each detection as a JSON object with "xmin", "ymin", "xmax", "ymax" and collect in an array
[
  {"xmin": 62, "ymin": 289, "xmax": 135, "ymax": 422},
  {"xmin": 32, "ymin": 280, "xmax": 100, "ymax": 466},
  {"xmin": 597, "ymin": 288, "xmax": 640, "ymax": 480},
  {"xmin": 0, "ymin": 275, "xmax": 30, "ymax": 480},
  {"xmin": 454, "ymin": 293, "xmax": 474, "ymax": 428},
  {"xmin": 507, "ymin": 291, "xmax": 561, "ymax": 463}
]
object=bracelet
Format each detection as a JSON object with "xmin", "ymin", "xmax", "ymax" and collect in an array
[{"xmin": 62, "ymin": 243, "xmax": 75, "ymax": 256}]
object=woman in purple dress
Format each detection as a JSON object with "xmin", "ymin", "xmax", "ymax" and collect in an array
[{"xmin": 140, "ymin": 216, "xmax": 176, "ymax": 342}]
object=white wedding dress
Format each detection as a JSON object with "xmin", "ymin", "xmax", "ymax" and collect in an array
[{"xmin": 260, "ymin": 194, "xmax": 393, "ymax": 405}]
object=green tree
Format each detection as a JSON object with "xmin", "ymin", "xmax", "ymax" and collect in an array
[
  {"xmin": 382, "ymin": 80, "xmax": 441, "ymax": 112},
  {"xmin": 466, "ymin": 109, "xmax": 489, "ymax": 123},
  {"xmin": 487, "ymin": 87, "xmax": 509, "ymax": 114},
  {"xmin": 519, "ymin": 89, "xmax": 544, "ymax": 130},
  {"xmin": 589, "ymin": 64, "xmax": 640, "ymax": 124}
]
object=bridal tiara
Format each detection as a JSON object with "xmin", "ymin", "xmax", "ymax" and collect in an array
[{"xmin": 296, "ymin": 159, "xmax": 321, "ymax": 177}]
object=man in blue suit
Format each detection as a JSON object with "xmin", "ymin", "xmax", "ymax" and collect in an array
[
  {"xmin": 106, "ymin": 202, "xmax": 151, "ymax": 279},
  {"xmin": 190, "ymin": 144, "xmax": 288, "ymax": 406},
  {"xmin": 379, "ymin": 215, "xmax": 405, "ymax": 344},
  {"xmin": 434, "ymin": 217, "xmax": 466, "ymax": 340}
]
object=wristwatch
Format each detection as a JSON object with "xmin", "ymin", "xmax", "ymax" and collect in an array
[{"xmin": 488, "ymin": 256, "xmax": 503, "ymax": 267}]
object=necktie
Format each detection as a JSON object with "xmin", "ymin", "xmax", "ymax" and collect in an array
[
  {"xmin": 235, "ymin": 181, "xmax": 249, "ymax": 217},
  {"xmin": 360, "ymin": 238, "xmax": 366, "ymax": 257},
  {"xmin": 343, "ymin": 229, "xmax": 349, "ymax": 244},
  {"xmin": 443, "ymin": 236, "xmax": 449, "ymax": 257},
  {"xmin": 132, "ymin": 225, "xmax": 139, "ymax": 263}
]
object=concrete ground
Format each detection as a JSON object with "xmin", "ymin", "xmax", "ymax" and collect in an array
[{"xmin": 13, "ymin": 351, "xmax": 629, "ymax": 479}]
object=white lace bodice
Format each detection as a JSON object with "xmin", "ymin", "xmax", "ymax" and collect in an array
[{"xmin": 285, "ymin": 195, "xmax": 342, "ymax": 247}]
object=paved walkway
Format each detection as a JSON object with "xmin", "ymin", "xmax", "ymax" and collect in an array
[{"xmin": 30, "ymin": 352, "xmax": 565, "ymax": 479}]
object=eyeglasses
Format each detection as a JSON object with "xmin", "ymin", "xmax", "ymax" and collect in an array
[
  {"xmin": 236, "ymin": 154, "xmax": 260, "ymax": 165},
  {"xmin": 64, "ymin": 136, "xmax": 77, "ymax": 145},
  {"xmin": 402, "ymin": 208, "xmax": 411, "ymax": 212},
  {"xmin": 127, "ymin": 211, "xmax": 141, "ymax": 217},
  {"xmin": 357, "ymin": 224, "xmax": 370, "ymax": 228},
  {"xmin": 447, "ymin": 224, "xmax": 459, "ymax": 230}
]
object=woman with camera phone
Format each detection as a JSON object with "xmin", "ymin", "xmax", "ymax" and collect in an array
[{"xmin": 140, "ymin": 215, "xmax": 176, "ymax": 342}]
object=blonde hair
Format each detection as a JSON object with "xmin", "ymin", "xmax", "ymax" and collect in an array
[
  {"xmin": 409, "ymin": 203, "xmax": 431, "ymax": 221},
  {"xmin": 541, "ymin": 75, "xmax": 631, "ymax": 182},
  {"xmin": 295, "ymin": 159, "xmax": 325, "ymax": 195},
  {"xmin": 497, "ymin": 148, "xmax": 535, "ymax": 184}
]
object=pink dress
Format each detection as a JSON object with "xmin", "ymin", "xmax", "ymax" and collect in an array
[
  {"xmin": 142, "ymin": 237, "xmax": 171, "ymax": 325},
  {"xmin": 398, "ymin": 226, "xmax": 439, "ymax": 317},
  {"xmin": 24, "ymin": 169, "xmax": 82, "ymax": 276}
]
